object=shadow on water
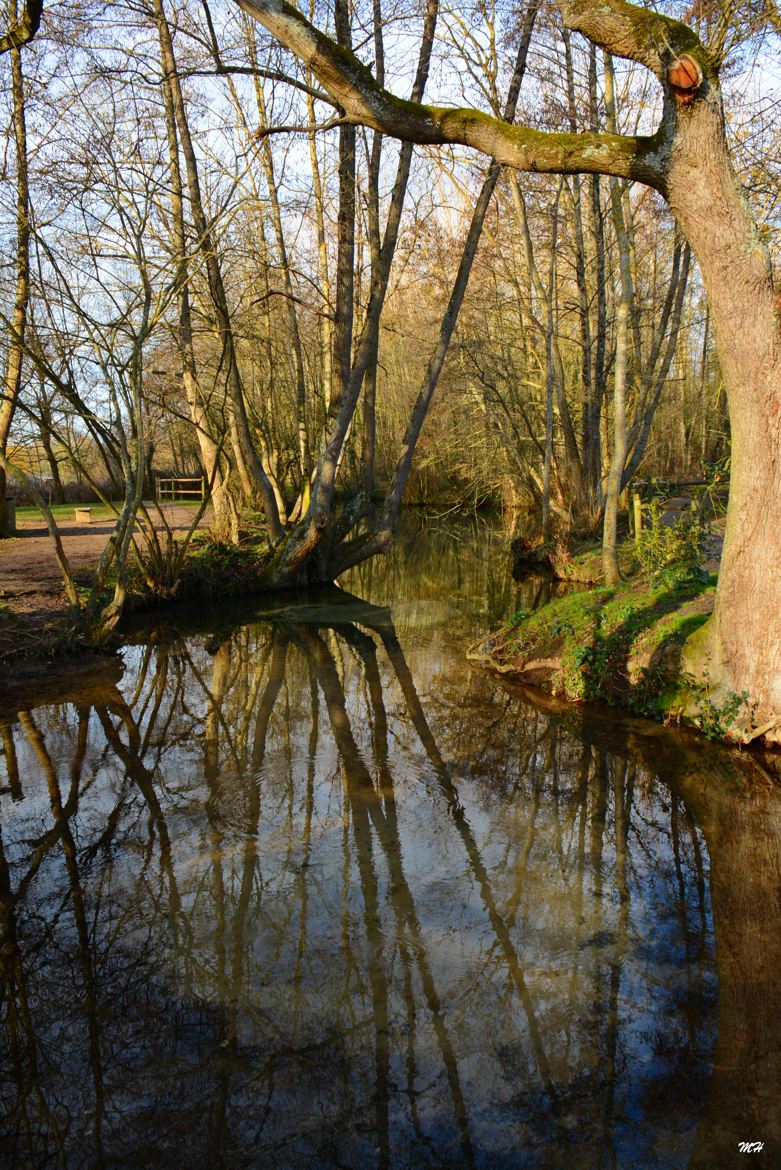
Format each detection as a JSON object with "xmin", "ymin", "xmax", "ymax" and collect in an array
[{"xmin": 0, "ymin": 513, "xmax": 779, "ymax": 1168}]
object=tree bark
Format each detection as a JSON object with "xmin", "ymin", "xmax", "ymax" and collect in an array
[
  {"xmin": 664, "ymin": 88, "xmax": 781, "ymax": 736},
  {"xmin": 157, "ymin": 14, "xmax": 227, "ymax": 532},
  {"xmin": 602, "ymin": 299, "xmax": 628, "ymax": 584},
  {"xmin": 243, "ymin": 14, "xmax": 310, "ymax": 488},
  {"xmin": 0, "ymin": 0, "xmax": 41, "ymax": 54},
  {"xmin": 0, "ymin": 4, "xmax": 30, "ymax": 537},
  {"xmin": 542, "ymin": 194, "xmax": 560, "ymax": 543}
]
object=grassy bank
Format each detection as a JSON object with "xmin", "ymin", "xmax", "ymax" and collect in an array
[
  {"xmin": 12, "ymin": 500, "xmax": 203, "ymax": 523},
  {"xmin": 468, "ymin": 571, "xmax": 757, "ymax": 742}
]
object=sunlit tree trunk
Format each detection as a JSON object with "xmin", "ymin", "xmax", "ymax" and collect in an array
[
  {"xmin": 157, "ymin": 22, "xmax": 227, "ymax": 533},
  {"xmin": 508, "ymin": 174, "xmax": 584, "ymax": 504},
  {"xmin": 542, "ymin": 197, "xmax": 559, "ymax": 543},
  {"xmin": 563, "ymin": 29, "xmax": 601, "ymax": 528},
  {"xmin": 602, "ymin": 300, "xmax": 628, "ymax": 584},
  {"xmin": 244, "ymin": 19, "xmax": 310, "ymax": 488},
  {"xmin": 0, "ymin": 2, "xmax": 30, "ymax": 537}
]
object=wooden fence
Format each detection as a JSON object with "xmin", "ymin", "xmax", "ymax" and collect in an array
[
  {"xmin": 629, "ymin": 479, "xmax": 724, "ymax": 539},
  {"xmin": 155, "ymin": 476, "xmax": 205, "ymax": 502}
]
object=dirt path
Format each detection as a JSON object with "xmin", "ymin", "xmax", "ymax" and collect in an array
[{"xmin": 0, "ymin": 504, "xmax": 212, "ymax": 626}]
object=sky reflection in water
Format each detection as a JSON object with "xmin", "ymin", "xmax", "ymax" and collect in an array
[{"xmin": 1, "ymin": 515, "xmax": 780, "ymax": 1169}]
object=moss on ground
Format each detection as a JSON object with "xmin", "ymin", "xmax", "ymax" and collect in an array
[{"xmin": 470, "ymin": 573, "xmax": 718, "ymax": 723}]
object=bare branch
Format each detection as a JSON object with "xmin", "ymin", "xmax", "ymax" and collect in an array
[{"xmin": 252, "ymin": 114, "xmax": 346, "ymax": 138}]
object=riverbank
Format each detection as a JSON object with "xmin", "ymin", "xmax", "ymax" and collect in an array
[
  {"xmin": 0, "ymin": 503, "xmax": 210, "ymax": 635},
  {"xmin": 466, "ymin": 571, "xmax": 766, "ymax": 743},
  {"xmin": 2, "ymin": 509, "xmax": 744, "ymax": 747}
]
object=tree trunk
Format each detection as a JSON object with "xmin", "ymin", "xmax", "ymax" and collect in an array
[
  {"xmin": 157, "ymin": 22, "xmax": 227, "ymax": 533},
  {"xmin": 0, "ymin": 9, "xmax": 30, "ymax": 537},
  {"xmin": 668, "ymin": 88, "xmax": 781, "ymax": 736},
  {"xmin": 152, "ymin": 0, "xmax": 283, "ymax": 539},
  {"xmin": 602, "ymin": 299, "xmax": 628, "ymax": 584},
  {"xmin": 542, "ymin": 197, "xmax": 560, "ymax": 542},
  {"xmin": 245, "ymin": 20, "xmax": 310, "ymax": 486},
  {"xmin": 563, "ymin": 31, "xmax": 601, "ymax": 529},
  {"xmin": 39, "ymin": 400, "xmax": 65, "ymax": 504}
]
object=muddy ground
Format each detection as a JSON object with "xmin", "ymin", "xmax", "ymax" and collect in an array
[{"xmin": 0, "ymin": 504, "xmax": 211, "ymax": 665}]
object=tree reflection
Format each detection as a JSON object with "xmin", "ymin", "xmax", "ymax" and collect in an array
[{"xmin": 0, "ymin": 602, "xmax": 779, "ymax": 1167}]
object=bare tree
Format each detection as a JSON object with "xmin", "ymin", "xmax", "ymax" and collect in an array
[{"xmin": 236, "ymin": 0, "xmax": 781, "ymax": 734}]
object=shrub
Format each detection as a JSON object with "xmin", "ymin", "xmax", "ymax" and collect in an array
[{"xmin": 636, "ymin": 504, "xmax": 708, "ymax": 589}]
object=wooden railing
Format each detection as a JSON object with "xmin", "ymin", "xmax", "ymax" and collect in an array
[
  {"xmin": 629, "ymin": 478, "xmax": 726, "ymax": 539},
  {"xmin": 156, "ymin": 476, "xmax": 205, "ymax": 502}
]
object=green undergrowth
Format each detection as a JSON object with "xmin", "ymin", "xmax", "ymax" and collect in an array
[
  {"xmin": 478, "ymin": 572, "xmax": 718, "ymax": 722},
  {"xmin": 67, "ymin": 538, "xmax": 274, "ymax": 626},
  {"xmin": 478, "ymin": 509, "xmax": 748, "ymax": 735},
  {"xmin": 513, "ymin": 533, "xmax": 638, "ymax": 584},
  {"xmin": 175, "ymin": 539, "xmax": 271, "ymax": 599},
  {"xmin": 118, "ymin": 538, "xmax": 273, "ymax": 611}
]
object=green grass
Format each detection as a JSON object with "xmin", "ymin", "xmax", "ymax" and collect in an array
[
  {"xmin": 493, "ymin": 573, "xmax": 717, "ymax": 718},
  {"xmin": 15, "ymin": 500, "xmax": 202, "ymax": 522}
]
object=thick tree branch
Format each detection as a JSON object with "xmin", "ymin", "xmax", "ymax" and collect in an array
[
  {"xmin": 557, "ymin": 0, "xmax": 706, "ymax": 78},
  {"xmin": 0, "ymin": 0, "xmax": 42, "ymax": 54},
  {"xmin": 235, "ymin": 0, "xmax": 668, "ymax": 190}
]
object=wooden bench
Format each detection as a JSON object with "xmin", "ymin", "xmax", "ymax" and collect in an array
[{"xmin": 74, "ymin": 507, "xmax": 92, "ymax": 524}]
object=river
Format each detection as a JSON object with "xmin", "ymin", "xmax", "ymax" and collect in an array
[{"xmin": 0, "ymin": 513, "xmax": 779, "ymax": 1168}]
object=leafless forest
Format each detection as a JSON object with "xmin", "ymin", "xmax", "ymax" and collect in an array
[{"xmin": 1, "ymin": 0, "xmax": 779, "ymax": 660}]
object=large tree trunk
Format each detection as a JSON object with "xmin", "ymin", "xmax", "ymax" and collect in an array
[{"xmin": 664, "ymin": 85, "xmax": 781, "ymax": 738}]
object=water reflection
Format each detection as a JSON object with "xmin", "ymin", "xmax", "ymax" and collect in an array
[{"xmin": 0, "ymin": 521, "xmax": 779, "ymax": 1168}]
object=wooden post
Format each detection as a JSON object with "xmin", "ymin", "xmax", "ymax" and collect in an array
[{"xmin": 632, "ymin": 492, "xmax": 643, "ymax": 541}]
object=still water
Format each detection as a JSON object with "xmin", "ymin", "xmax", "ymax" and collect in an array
[{"xmin": 1, "ymin": 515, "xmax": 780, "ymax": 1169}]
